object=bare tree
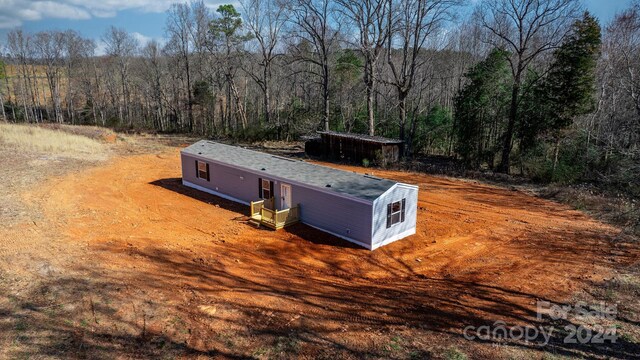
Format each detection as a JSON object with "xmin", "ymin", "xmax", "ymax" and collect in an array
[
  {"xmin": 0, "ymin": 45, "xmax": 15, "ymax": 121},
  {"xmin": 589, "ymin": 1, "xmax": 640, "ymax": 167},
  {"xmin": 606, "ymin": 2, "xmax": 640, "ymax": 121},
  {"xmin": 0, "ymin": 66, "xmax": 5, "ymax": 121},
  {"xmin": 242, "ymin": 0, "xmax": 288, "ymax": 128},
  {"xmin": 288, "ymin": 0, "xmax": 341, "ymax": 131},
  {"xmin": 336, "ymin": 0, "xmax": 392, "ymax": 135},
  {"xmin": 166, "ymin": 3, "xmax": 195, "ymax": 131},
  {"xmin": 7, "ymin": 30, "xmax": 37, "ymax": 122},
  {"xmin": 63, "ymin": 30, "xmax": 94, "ymax": 124},
  {"xmin": 478, "ymin": 0, "xmax": 580, "ymax": 173},
  {"xmin": 142, "ymin": 41, "xmax": 167, "ymax": 131},
  {"xmin": 385, "ymin": 0, "xmax": 460, "ymax": 150},
  {"xmin": 102, "ymin": 26, "xmax": 138, "ymax": 126},
  {"xmin": 74, "ymin": 42, "xmax": 102, "ymax": 125}
]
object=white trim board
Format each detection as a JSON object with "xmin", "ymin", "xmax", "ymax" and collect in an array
[
  {"xmin": 182, "ymin": 180, "xmax": 250, "ymax": 205},
  {"xmin": 377, "ymin": 182, "xmax": 420, "ymax": 200}
]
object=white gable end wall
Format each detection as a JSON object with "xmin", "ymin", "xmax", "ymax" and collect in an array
[{"xmin": 371, "ymin": 183, "xmax": 419, "ymax": 249}]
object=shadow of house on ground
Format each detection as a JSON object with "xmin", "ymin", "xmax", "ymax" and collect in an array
[
  {"xmin": 149, "ymin": 178, "xmax": 248, "ymax": 216},
  {"xmin": 149, "ymin": 177, "xmax": 366, "ymax": 250}
]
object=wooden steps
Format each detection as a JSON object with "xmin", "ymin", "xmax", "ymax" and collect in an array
[{"xmin": 247, "ymin": 218, "xmax": 262, "ymax": 228}]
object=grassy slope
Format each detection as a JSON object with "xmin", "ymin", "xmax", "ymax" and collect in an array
[{"xmin": 0, "ymin": 123, "xmax": 107, "ymax": 160}]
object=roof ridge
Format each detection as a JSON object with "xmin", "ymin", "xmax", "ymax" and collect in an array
[{"xmin": 183, "ymin": 140, "xmax": 398, "ymax": 201}]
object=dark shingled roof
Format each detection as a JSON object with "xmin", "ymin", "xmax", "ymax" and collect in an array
[
  {"xmin": 317, "ymin": 131, "xmax": 404, "ymax": 144},
  {"xmin": 182, "ymin": 140, "xmax": 397, "ymax": 201}
]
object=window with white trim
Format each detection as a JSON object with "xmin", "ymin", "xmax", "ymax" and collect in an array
[
  {"xmin": 386, "ymin": 198, "xmax": 406, "ymax": 228},
  {"xmin": 196, "ymin": 160, "xmax": 209, "ymax": 181},
  {"xmin": 259, "ymin": 178, "xmax": 273, "ymax": 199}
]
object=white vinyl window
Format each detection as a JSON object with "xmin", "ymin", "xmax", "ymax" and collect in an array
[
  {"xmin": 386, "ymin": 198, "xmax": 406, "ymax": 228},
  {"xmin": 261, "ymin": 179, "xmax": 272, "ymax": 199}
]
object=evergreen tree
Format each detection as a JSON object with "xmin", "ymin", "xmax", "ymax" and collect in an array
[
  {"xmin": 208, "ymin": 4, "xmax": 252, "ymax": 132},
  {"xmin": 454, "ymin": 48, "xmax": 512, "ymax": 168},
  {"xmin": 520, "ymin": 12, "xmax": 601, "ymax": 149},
  {"xmin": 413, "ymin": 105, "xmax": 452, "ymax": 155}
]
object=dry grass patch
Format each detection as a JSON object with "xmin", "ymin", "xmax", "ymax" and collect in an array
[{"xmin": 0, "ymin": 123, "xmax": 108, "ymax": 160}]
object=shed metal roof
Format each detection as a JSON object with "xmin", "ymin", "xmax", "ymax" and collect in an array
[
  {"xmin": 317, "ymin": 131, "xmax": 404, "ymax": 144},
  {"xmin": 182, "ymin": 140, "xmax": 398, "ymax": 201}
]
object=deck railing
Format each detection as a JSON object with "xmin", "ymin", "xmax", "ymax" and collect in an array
[
  {"xmin": 276, "ymin": 206, "xmax": 299, "ymax": 226},
  {"xmin": 249, "ymin": 200, "xmax": 299, "ymax": 230},
  {"xmin": 250, "ymin": 200, "xmax": 264, "ymax": 217}
]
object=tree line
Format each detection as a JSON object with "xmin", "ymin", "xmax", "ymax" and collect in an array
[{"xmin": 0, "ymin": 0, "xmax": 638, "ymax": 194}]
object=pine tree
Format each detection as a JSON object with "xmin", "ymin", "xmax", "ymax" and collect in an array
[
  {"xmin": 528, "ymin": 12, "xmax": 601, "ymax": 136},
  {"xmin": 518, "ymin": 12, "xmax": 601, "ymax": 174},
  {"xmin": 454, "ymin": 48, "xmax": 512, "ymax": 169}
]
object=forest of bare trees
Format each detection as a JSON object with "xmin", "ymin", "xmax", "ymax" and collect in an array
[{"xmin": 0, "ymin": 0, "xmax": 638, "ymax": 195}]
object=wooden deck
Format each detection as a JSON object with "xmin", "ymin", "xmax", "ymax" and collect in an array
[{"xmin": 250, "ymin": 200, "xmax": 299, "ymax": 230}]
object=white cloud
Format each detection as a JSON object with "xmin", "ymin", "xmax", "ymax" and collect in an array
[
  {"xmin": 0, "ymin": 0, "xmax": 233, "ymax": 29},
  {"xmin": 90, "ymin": 9, "xmax": 118, "ymax": 18},
  {"xmin": 94, "ymin": 40, "xmax": 108, "ymax": 56},
  {"xmin": 0, "ymin": 0, "xmax": 90, "ymax": 27},
  {"xmin": 16, "ymin": 8, "xmax": 43, "ymax": 22},
  {"xmin": 131, "ymin": 31, "xmax": 155, "ymax": 46},
  {"xmin": 32, "ymin": 1, "xmax": 92, "ymax": 20},
  {"xmin": 0, "ymin": 15, "xmax": 21, "ymax": 29}
]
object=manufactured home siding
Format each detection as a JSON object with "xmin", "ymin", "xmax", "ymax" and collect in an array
[
  {"xmin": 182, "ymin": 152, "xmax": 373, "ymax": 246},
  {"xmin": 182, "ymin": 153, "xmax": 265, "ymax": 204},
  {"xmin": 371, "ymin": 184, "xmax": 418, "ymax": 247},
  {"xmin": 292, "ymin": 186, "xmax": 373, "ymax": 246}
]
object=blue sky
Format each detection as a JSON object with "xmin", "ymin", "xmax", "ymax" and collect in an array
[
  {"xmin": 0, "ymin": 0, "xmax": 634, "ymax": 55},
  {"xmin": 583, "ymin": 0, "xmax": 634, "ymax": 22}
]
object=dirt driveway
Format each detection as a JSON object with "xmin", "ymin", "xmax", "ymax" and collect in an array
[{"xmin": 1, "ymin": 146, "xmax": 638, "ymax": 359}]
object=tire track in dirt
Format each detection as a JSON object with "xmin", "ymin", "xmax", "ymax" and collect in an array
[{"xmin": 3, "ymin": 146, "xmax": 636, "ymax": 358}]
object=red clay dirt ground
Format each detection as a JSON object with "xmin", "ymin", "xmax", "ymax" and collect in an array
[{"xmin": 1, "ymin": 141, "xmax": 639, "ymax": 359}]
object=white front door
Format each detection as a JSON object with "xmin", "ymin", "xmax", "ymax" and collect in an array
[{"xmin": 280, "ymin": 183, "xmax": 292, "ymax": 209}]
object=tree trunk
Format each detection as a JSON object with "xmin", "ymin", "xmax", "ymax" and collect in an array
[
  {"xmin": 120, "ymin": 67, "xmax": 128, "ymax": 126},
  {"xmin": 226, "ymin": 78, "xmax": 231, "ymax": 133},
  {"xmin": 398, "ymin": 91, "xmax": 407, "ymax": 142},
  {"xmin": 3, "ymin": 63, "xmax": 16, "ymax": 121},
  {"xmin": 19, "ymin": 69, "xmax": 29, "ymax": 122},
  {"xmin": 230, "ymin": 80, "xmax": 247, "ymax": 130},
  {"xmin": 264, "ymin": 84, "xmax": 271, "ymax": 125},
  {"xmin": 29, "ymin": 65, "xmax": 42, "ymax": 122},
  {"xmin": 263, "ymin": 64, "xmax": 271, "ymax": 125},
  {"xmin": 185, "ymin": 54, "xmax": 193, "ymax": 132},
  {"xmin": 323, "ymin": 62, "xmax": 330, "ymax": 131},
  {"xmin": 367, "ymin": 83, "xmax": 375, "ymax": 136},
  {"xmin": 498, "ymin": 78, "xmax": 521, "ymax": 174},
  {"xmin": 552, "ymin": 136, "xmax": 561, "ymax": 179},
  {"xmin": 0, "ymin": 90, "xmax": 5, "ymax": 121},
  {"xmin": 364, "ymin": 55, "xmax": 376, "ymax": 136}
]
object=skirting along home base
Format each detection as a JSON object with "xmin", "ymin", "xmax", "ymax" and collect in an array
[{"xmin": 181, "ymin": 140, "xmax": 418, "ymax": 250}]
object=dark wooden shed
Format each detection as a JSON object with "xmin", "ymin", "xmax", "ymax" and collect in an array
[{"xmin": 315, "ymin": 131, "xmax": 404, "ymax": 165}]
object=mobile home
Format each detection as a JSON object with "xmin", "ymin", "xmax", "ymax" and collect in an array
[{"xmin": 181, "ymin": 140, "xmax": 418, "ymax": 250}]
